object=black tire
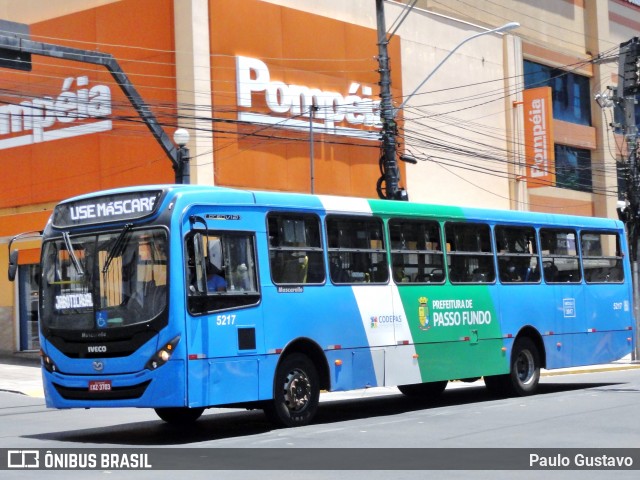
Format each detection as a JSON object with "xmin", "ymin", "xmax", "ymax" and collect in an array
[
  {"xmin": 264, "ymin": 353, "xmax": 320, "ymax": 427},
  {"xmin": 398, "ymin": 380, "xmax": 448, "ymax": 399},
  {"xmin": 154, "ymin": 407, "xmax": 204, "ymax": 424},
  {"xmin": 485, "ymin": 337, "xmax": 541, "ymax": 397}
]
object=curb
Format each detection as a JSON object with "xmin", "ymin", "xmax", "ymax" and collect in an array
[{"xmin": 541, "ymin": 363, "xmax": 640, "ymax": 377}]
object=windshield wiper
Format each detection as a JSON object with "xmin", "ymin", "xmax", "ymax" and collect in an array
[
  {"xmin": 102, "ymin": 223, "xmax": 133, "ymax": 275},
  {"xmin": 62, "ymin": 231, "xmax": 84, "ymax": 276}
]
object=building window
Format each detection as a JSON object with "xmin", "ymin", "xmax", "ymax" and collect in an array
[
  {"xmin": 555, "ymin": 144, "xmax": 592, "ymax": 192},
  {"xmin": 523, "ymin": 60, "xmax": 591, "ymax": 126}
]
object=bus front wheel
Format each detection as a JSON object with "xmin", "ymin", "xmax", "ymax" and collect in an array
[
  {"xmin": 264, "ymin": 353, "xmax": 320, "ymax": 427},
  {"xmin": 154, "ymin": 407, "xmax": 204, "ymax": 424},
  {"xmin": 485, "ymin": 337, "xmax": 541, "ymax": 397}
]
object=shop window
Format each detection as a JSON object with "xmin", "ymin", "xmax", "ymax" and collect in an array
[{"xmin": 18, "ymin": 264, "xmax": 40, "ymax": 351}]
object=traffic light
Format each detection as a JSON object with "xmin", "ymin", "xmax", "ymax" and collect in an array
[{"xmin": 621, "ymin": 38, "xmax": 640, "ymax": 97}]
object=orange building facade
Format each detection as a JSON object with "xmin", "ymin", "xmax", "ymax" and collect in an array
[{"xmin": 0, "ymin": 0, "xmax": 404, "ymax": 355}]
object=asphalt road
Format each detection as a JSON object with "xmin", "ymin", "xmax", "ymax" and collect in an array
[{"xmin": 0, "ymin": 367, "xmax": 639, "ymax": 479}]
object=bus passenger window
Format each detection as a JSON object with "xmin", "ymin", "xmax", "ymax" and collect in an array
[
  {"xmin": 540, "ymin": 229, "xmax": 581, "ymax": 283},
  {"xmin": 185, "ymin": 231, "xmax": 259, "ymax": 315},
  {"xmin": 445, "ymin": 222, "xmax": 495, "ymax": 284},
  {"xmin": 326, "ymin": 215, "xmax": 388, "ymax": 284},
  {"xmin": 389, "ymin": 218, "xmax": 444, "ymax": 284},
  {"xmin": 581, "ymin": 231, "xmax": 624, "ymax": 283},
  {"xmin": 268, "ymin": 213, "xmax": 325, "ymax": 285},
  {"xmin": 495, "ymin": 226, "xmax": 541, "ymax": 284},
  {"xmin": 206, "ymin": 238, "xmax": 226, "ymax": 292}
]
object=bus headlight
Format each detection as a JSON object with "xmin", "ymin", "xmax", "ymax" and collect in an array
[
  {"xmin": 40, "ymin": 349, "xmax": 58, "ymax": 373},
  {"xmin": 145, "ymin": 336, "xmax": 180, "ymax": 370}
]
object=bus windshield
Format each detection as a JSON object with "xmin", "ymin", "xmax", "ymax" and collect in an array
[{"xmin": 40, "ymin": 228, "xmax": 168, "ymax": 331}]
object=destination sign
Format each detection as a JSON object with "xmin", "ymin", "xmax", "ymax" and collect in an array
[{"xmin": 52, "ymin": 190, "xmax": 163, "ymax": 228}]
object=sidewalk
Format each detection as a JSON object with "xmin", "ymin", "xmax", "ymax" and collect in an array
[
  {"xmin": 0, "ymin": 360, "xmax": 44, "ymax": 398},
  {"xmin": 0, "ymin": 355, "xmax": 638, "ymax": 400}
]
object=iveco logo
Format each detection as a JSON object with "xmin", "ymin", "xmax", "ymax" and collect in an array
[
  {"xmin": 92, "ymin": 361, "xmax": 104, "ymax": 371},
  {"xmin": 88, "ymin": 345, "xmax": 107, "ymax": 353}
]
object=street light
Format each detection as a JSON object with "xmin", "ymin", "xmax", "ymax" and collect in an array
[
  {"xmin": 173, "ymin": 128, "xmax": 190, "ymax": 185},
  {"xmin": 395, "ymin": 21, "xmax": 520, "ymax": 115}
]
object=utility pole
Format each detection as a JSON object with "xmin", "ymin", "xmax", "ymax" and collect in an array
[
  {"xmin": 616, "ymin": 37, "xmax": 640, "ymax": 360},
  {"xmin": 375, "ymin": 0, "xmax": 407, "ymax": 201}
]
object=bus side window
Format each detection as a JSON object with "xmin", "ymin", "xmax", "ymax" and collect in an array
[
  {"xmin": 389, "ymin": 218, "xmax": 445, "ymax": 284},
  {"xmin": 495, "ymin": 225, "xmax": 540, "ymax": 284},
  {"xmin": 186, "ymin": 231, "xmax": 260, "ymax": 315},
  {"xmin": 540, "ymin": 229, "xmax": 581, "ymax": 283},
  {"xmin": 186, "ymin": 232, "xmax": 207, "ymax": 294},
  {"xmin": 206, "ymin": 238, "xmax": 227, "ymax": 292},
  {"xmin": 326, "ymin": 215, "xmax": 388, "ymax": 284},
  {"xmin": 268, "ymin": 213, "xmax": 325, "ymax": 285},
  {"xmin": 581, "ymin": 231, "xmax": 624, "ymax": 283},
  {"xmin": 445, "ymin": 222, "xmax": 495, "ymax": 284}
]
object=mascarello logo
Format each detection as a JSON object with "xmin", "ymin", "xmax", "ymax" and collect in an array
[{"xmin": 0, "ymin": 76, "xmax": 112, "ymax": 150}]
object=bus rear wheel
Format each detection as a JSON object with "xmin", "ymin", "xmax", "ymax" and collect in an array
[
  {"xmin": 485, "ymin": 337, "xmax": 540, "ymax": 397},
  {"xmin": 264, "ymin": 353, "xmax": 320, "ymax": 428},
  {"xmin": 154, "ymin": 407, "xmax": 204, "ymax": 424},
  {"xmin": 398, "ymin": 380, "xmax": 448, "ymax": 399}
]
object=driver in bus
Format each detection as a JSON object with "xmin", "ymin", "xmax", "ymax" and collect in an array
[{"xmin": 207, "ymin": 238, "xmax": 227, "ymax": 292}]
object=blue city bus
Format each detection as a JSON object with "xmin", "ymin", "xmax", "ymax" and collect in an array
[{"xmin": 11, "ymin": 184, "xmax": 634, "ymax": 426}]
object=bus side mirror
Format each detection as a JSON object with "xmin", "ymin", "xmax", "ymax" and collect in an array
[
  {"xmin": 7, "ymin": 230, "xmax": 44, "ymax": 282},
  {"xmin": 8, "ymin": 249, "xmax": 18, "ymax": 282}
]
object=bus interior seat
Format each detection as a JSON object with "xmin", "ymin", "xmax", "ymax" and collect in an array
[
  {"xmin": 281, "ymin": 255, "xmax": 308, "ymax": 283},
  {"xmin": 543, "ymin": 261, "xmax": 558, "ymax": 282},
  {"xmin": 330, "ymin": 259, "xmax": 349, "ymax": 283},
  {"xmin": 429, "ymin": 268, "xmax": 444, "ymax": 282}
]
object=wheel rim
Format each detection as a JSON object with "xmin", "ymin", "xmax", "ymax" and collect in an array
[
  {"xmin": 515, "ymin": 349, "xmax": 535, "ymax": 385},
  {"xmin": 283, "ymin": 368, "xmax": 312, "ymax": 412}
]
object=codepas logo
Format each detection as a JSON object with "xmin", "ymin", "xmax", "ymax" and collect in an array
[
  {"xmin": 0, "ymin": 75, "xmax": 112, "ymax": 150},
  {"xmin": 236, "ymin": 56, "xmax": 381, "ymax": 140}
]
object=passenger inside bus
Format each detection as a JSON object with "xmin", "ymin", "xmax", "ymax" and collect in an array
[{"xmin": 207, "ymin": 238, "xmax": 227, "ymax": 292}]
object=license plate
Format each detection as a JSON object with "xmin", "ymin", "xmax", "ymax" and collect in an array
[{"xmin": 88, "ymin": 380, "xmax": 112, "ymax": 392}]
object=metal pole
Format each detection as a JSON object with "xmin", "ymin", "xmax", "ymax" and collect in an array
[
  {"xmin": 178, "ymin": 145, "xmax": 191, "ymax": 185},
  {"xmin": 310, "ymin": 106, "xmax": 316, "ymax": 194},
  {"xmin": 634, "ymin": 253, "xmax": 640, "ymax": 361}
]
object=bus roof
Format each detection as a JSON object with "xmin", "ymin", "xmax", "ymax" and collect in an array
[{"xmin": 62, "ymin": 184, "xmax": 624, "ymax": 231}]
